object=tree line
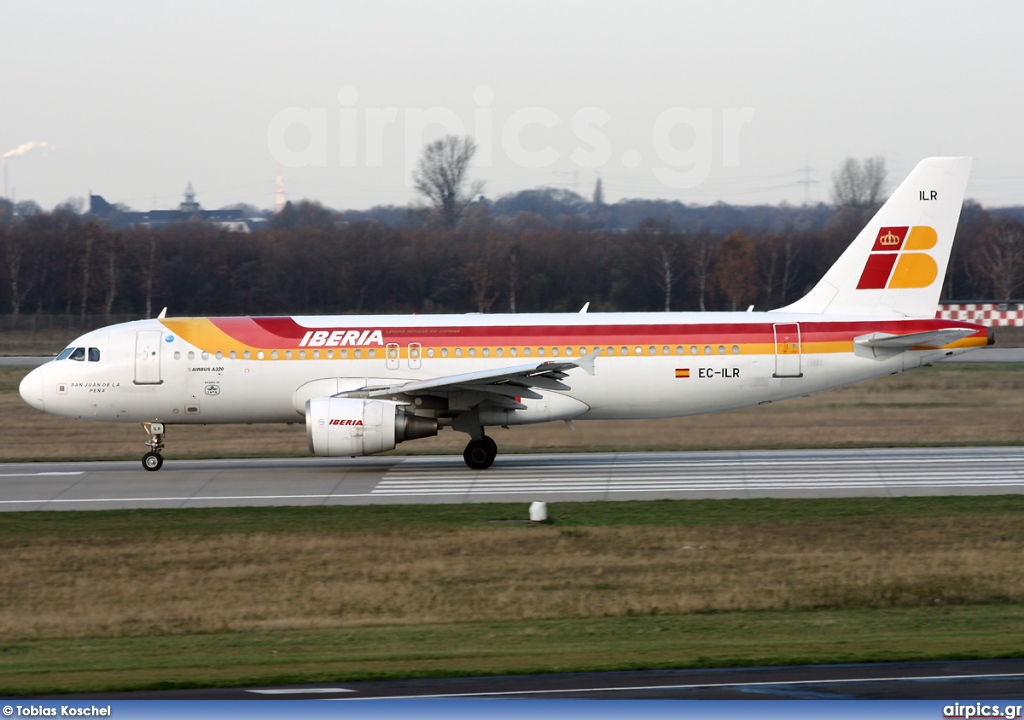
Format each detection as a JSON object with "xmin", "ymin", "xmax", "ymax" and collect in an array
[{"xmin": 2, "ymin": 194, "xmax": 1022, "ymax": 325}]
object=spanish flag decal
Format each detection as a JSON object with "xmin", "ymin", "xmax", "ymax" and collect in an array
[{"xmin": 675, "ymin": 368, "xmax": 690, "ymax": 378}]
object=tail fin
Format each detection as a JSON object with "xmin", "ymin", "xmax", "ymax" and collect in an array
[{"xmin": 775, "ymin": 157, "xmax": 972, "ymax": 317}]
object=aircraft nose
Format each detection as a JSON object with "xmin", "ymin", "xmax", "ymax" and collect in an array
[{"xmin": 19, "ymin": 365, "xmax": 45, "ymax": 412}]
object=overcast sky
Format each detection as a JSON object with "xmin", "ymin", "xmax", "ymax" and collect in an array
[{"xmin": 3, "ymin": 0, "xmax": 1023, "ymax": 212}]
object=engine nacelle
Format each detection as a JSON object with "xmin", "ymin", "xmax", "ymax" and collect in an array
[{"xmin": 305, "ymin": 397, "xmax": 438, "ymax": 457}]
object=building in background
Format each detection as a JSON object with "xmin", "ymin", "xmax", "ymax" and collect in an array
[{"xmin": 88, "ymin": 182, "xmax": 266, "ymax": 232}]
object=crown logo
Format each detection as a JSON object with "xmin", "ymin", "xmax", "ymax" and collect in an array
[{"xmin": 878, "ymin": 231, "xmax": 902, "ymax": 246}]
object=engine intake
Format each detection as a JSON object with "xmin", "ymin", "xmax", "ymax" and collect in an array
[{"xmin": 305, "ymin": 397, "xmax": 437, "ymax": 457}]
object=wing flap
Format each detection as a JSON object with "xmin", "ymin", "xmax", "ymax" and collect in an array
[{"xmin": 334, "ymin": 349, "xmax": 601, "ymax": 406}]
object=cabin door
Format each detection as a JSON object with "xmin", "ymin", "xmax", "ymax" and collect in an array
[
  {"xmin": 134, "ymin": 330, "xmax": 163, "ymax": 385},
  {"xmin": 772, "ymin": 323, "xmax": 803, "ymax": 378}
]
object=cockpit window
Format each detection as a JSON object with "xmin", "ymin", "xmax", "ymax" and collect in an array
[
  {"xmin": 69, "ymin": 347, "xmax": 86, "ymax": 361},
  {"xmin": 56, "ymin": 348, "xmax": 74, "ymax": 360},
  {"xmin": 88, "ymin": 348, "xmax": 100, "ymax": 362}
]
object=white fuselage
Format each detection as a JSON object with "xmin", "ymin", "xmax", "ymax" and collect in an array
[{"xmin": 19, "ymin": 311, "xmax": 987, "ymax": 429}]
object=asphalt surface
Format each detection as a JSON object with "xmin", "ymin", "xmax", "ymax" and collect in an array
[
  {"xmin": 1, "ymin": 446, "xmax": 1023, "ymax": 511},
  {"xmin": 32, "ymin": 659, "xmax": 1024, "ymax": 700}
]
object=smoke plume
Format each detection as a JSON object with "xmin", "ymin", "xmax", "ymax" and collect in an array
[{"xmin": 3, "ymin": 141, "xmax": 55, "ymax": 159}]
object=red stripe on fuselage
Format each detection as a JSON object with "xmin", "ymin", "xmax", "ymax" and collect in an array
[{"xmin": 203, "ymin": 317, "xmax": 986, "ymax": 349}]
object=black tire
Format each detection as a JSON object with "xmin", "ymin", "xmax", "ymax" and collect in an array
[
  {"xmin": 482, "ymin": 435, "xmax": 497, "ymax": 457},
  {"xmin": 463, "ymin": 438, "xmax": 496, "ymax": 470},
  {"xmin": 142, "ymin": 452, "xmax": 163, "ymax": 471}
]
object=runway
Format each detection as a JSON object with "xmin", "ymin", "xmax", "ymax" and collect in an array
[
  {"xmin": 1, "ymin": 446, "xmax": 1023, "ymax": 511},
  {"xmin": 42, "ymin": 659, "xmax": 1024, "ymax": 699}
]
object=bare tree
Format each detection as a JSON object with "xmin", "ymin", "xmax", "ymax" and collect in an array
[
  {"xmin": 831, "ymin": 156, "xmax": 887, "ymax": 209},
  {"xmin": 2, "ymin": 226, "xmax": 34, "ymax": 318},
  {"xmin": 631, "ymin": 218, "xmax": 685, "ymax": 312},
  {"xmin": 689, "ymin": 231, "xmax": 715, "ymax": 311},
  {"xmin": 830, "ymin": 156, "xmax": 888, "ymax": 234},
  {"xmin": 713, "ymin": 231, "xmax": 759, "ymax": 311},
  {"xmin": 779, "ymin": 234, "xmax": 802, "ymax": 304},
  {"xmin": 972, "ymin": 217, "xmax": 1024, "ymax": 300},
  {"xmin": 412, "ymin": 136, "xmax": 482, "ymax": 229}
]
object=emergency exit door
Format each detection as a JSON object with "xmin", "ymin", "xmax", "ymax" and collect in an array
[
  {"xmin": 772, "ymin": 323, "xmax": 803, "ymax": 378},
  {"xmin": 134, "ymin": 330, "xmax": 163, "ymax": 385}
]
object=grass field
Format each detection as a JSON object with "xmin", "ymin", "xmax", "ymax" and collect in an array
[
  {"xmin": 2, "ymin": 497, "xmax": 1024, "ymax": 693},
  {"xmin": 2, "ymin": 325, "xmax": 1023, "ymax": 694}
]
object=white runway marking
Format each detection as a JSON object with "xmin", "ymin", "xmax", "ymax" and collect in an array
[
  {"xmin": 371, "ymin": 453, "xmax": 1024, "ymax": 496},
  {"xmin": 0, "ymin": 493, "xmax": 374, "ymax": 506},
  {"xmin": 0, "ymin": 472, "xmax": 83, "ymax": 478},
  {"xmin": 1, "ymin": 449, "xmax": 1022, "ymax": 510},
  {"xmin": 249, "ymin": 688, "xmax": 355, "ymax": 695},
  {"xmin": 335, "ymin": 671, "xmax": 1024, "ymax": 699}
]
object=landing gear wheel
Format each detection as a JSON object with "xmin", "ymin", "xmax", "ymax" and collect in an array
[
  {"xmin": 142, "ymin": 452, "xmax": 163, "ymax": 471},
  {"xmin": 463, "ymin": 436, "xmax": 497, "ymax": 470},
  {"xmin": 142, "ymin": 421, "xmax": 166, "ymax": 471}
]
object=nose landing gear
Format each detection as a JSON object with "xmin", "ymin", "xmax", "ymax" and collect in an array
[{"xmin": 142, "ymin": 421, "xmax": 165, "ymax": 471}]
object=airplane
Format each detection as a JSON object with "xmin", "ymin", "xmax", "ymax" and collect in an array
[{"xmin": 19, "ymin": 157, "xmax": 990, "ymax": 471}]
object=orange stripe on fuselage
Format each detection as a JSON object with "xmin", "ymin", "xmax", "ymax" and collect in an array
[{"xmin": 157, "ymin": 317, "xmax": 989, "ymax": 359}]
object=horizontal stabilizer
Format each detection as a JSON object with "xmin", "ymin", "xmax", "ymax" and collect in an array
[{"xmin": 854, "ymin": 328, "xmax": 977, "ymax": 349}]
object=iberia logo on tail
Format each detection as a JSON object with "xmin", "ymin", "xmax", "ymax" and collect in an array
[{"xmin": 856, "ymin": 226, "xmax": 938, "ymax": 290}]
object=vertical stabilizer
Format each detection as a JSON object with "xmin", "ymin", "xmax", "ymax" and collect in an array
[{"xmin": 774, "ymin": 157, "xmax": 971, "ymax": 317}]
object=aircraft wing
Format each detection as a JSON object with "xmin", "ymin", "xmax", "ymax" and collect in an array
[
  {"xmin": 335, "ymin": 349, "xmax": 600, "ymax": 409},
  {"xmin": 854, "ymin": 328, "xmax": 977, "ymax": 349}
]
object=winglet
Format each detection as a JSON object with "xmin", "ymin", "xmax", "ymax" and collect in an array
[
  {"xmin": 573, "ymin": 347, "xmax": 602, "ymax": 376},
  {"xmin": 579, "ymin": 302, "xmax": 590, "ymax": 314},
  {"xmin": 157, "ymin": 307, "xmax": 168, "ymax": 319}
]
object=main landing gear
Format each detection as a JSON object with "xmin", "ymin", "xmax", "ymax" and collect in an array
[
  {"xmin": 142, "ymin": 421, "xmax": 165, "ymax": 471},
  {"xmin": 463, "ymin": 435, "xmax": 497, "ymax": 470}
]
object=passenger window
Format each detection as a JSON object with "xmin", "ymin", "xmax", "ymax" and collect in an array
[
  {"xmin": 69, "ymin": 348, "xmax": 86, "ymax": 361},
  {"xmin": 56, "ymin": 348, "xmax": 74, "ymax": 360}
]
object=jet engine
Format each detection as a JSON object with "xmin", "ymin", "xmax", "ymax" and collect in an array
[{"xmin": 305, "ymin": 397, "xmax": 438, "ymax": 457}]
